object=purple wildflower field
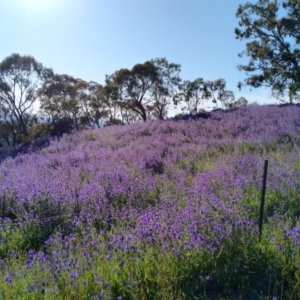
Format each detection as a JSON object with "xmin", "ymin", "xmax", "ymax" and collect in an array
[{"xmin": 1, "ymin": 105, "xmax": 300, "ymax": 299}]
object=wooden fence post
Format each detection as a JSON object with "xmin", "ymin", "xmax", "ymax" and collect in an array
[{"xmin": 259, "ymin": 160, "xmax": 268, "ymax": 242}]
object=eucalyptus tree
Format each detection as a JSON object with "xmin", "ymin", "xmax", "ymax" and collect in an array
[
  {"xmin": 40, "ymin": 74, "xmax": 90, "ymax": 132},
  {"xmin": 235, "ymin": 0, "xmax": 300, "ymax": 103},
  {"xmin": 118, "ymin": 108, "xmax": 138, "ymax": 124},
  {"xmin": 175, "ymin": 78, "xmax": 206, "ymax": 114},
  {"xmin": 107, "ymin": 61, "xmax": 158, "ymax": 122},
  {"xmin": 227, "ymin": 96, "xmax": 248, "ymax": 108},
  {"xmin": 86, "ymin": 82, "xmax": 109, "ymax": 128},
  {"xmin": 203, "ymin": 78, "xmax": 235, "ymax": 109},
  {"xmin": 100, "ymin": 77, "xmax": 124, "ymax": 125},
  {"xmin": 0, "ymin": 53, "xmax": 53, "ymax": 145},
  {"xmin": 148, "ymin": 58, "xmax": 181, "ymax": 120},
  {"xmin": 0, "ymin": 119, "xmax": 12, "ymax": 147},
  {"xmin": 108, "ymin": 58, "xmax": 182, "ymax": 122}
]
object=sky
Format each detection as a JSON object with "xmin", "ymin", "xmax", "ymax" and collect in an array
[{"xmin": 0, "ymin": 0, "xmax": 278, "ymax": 115}]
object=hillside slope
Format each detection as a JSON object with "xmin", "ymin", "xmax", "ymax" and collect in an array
[{"xmin": 1, "ymin": 105, "xmax": 300, "ymax": 299}]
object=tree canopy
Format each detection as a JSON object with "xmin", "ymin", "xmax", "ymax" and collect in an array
[
  {"xmin": 109, "ymin": 61, "xmax": 158, "ymax": 122},
  {"xmin": 175, "ymin": 78, "xmax": 206, "ymax": 114},
  {"xmin": 235, "ymin": 0, "xmax": 300, "ymax": 103},
  {"xmin": 107, "ymin": 58, "xmax": 182, "ymax": 122},
  {"xmin": 148, "ymin": 58, "xmax": 181, "ymax": 120},
  {"xmin": 0, "ymin": 53, "xmax": 53, "ymax": 145}
]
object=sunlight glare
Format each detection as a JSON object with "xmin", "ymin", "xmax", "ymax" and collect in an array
[{"xmin": 13, "ymin": 0, "xmax": 62, "ymax": 15}]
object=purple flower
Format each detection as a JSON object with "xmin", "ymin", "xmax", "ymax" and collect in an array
[
  {"xmin": 70, "ymin": 272, "xmax": 78, "ymax": 279},
  {"xmin": 82, "ymin": 279, "xmax": 88, "ymax": 285},
  {"xmin": 28, "ymin": 285, "xmax": 36, "ymax": 292}
]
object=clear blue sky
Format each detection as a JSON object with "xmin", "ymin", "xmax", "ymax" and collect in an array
[{"xmin": 0, "ymin": 0, "xmax": 275, "ymax": 112}]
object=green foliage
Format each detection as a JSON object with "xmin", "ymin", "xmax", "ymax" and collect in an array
[
  {"xmin": 2, "ymin": 226, "xmax": 299, "ymax": 299},
  {"xmin": 108, "ymin": 58, "xmax": 182, "ymax": 122},
  {"xmin": 84, "ymin": 133, "xmax": 96, "ymax": 141},
  {"xmin": 40, "ymin": 74, "xmax": 91, "ymax": 131},
  {"xmin": 17, "ymin": 133, "xmax": 31, "ymax": 145},
  {"xmin": 176, "ymin": 78, "xmax": 206, "ymax": 114},
  {"xmin": 148, "ymin": 58, "xmax": 182, "ymax": 120},
  {"xmin": 0, "ymin": 53, "xmax": 53, "ymax": 142},
  {"xmin": 176, "ymin": 78, "xmax": 237, "ymax": 112},
  {"xmin": 203, "ymin": 78, "xmax": 236, "ymax": 109},
  {"xmin": 109, "ymin": 61, "xmax": 159, "ymax": 122},
  {"xmin": 226, "ymin": 96, "xmax": 248, "ymax": 109},
  {"xmin": 0, "ymin": 120, "xmax": 16, "ymax": 147},
  {"xmin": 235, "ymin": 0, "xmax": 300, "ymax": 103},
  {"xmin": 0, "ymin": 220, "xmax": 24, "ymax": 259},
  {"xmin": 0, "ymin": 194, "xmax": 71, "ymax": 256},
  {"xmin": 27, "ymin": 123, "xmax": 51, "ymax": 139}
]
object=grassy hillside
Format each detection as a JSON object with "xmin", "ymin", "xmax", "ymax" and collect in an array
[{"xmin": 1, "ymin": 105, "xmax": 300, "ymax": 299}]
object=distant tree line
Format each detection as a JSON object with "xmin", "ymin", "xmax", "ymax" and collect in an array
[
  {"xmin": 1, "ymin": 0, "xmax": 300, "ymax": 148},
  {"xmin": 0, "ymin": 54, "xmax": 247, "ymax": 148}
]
